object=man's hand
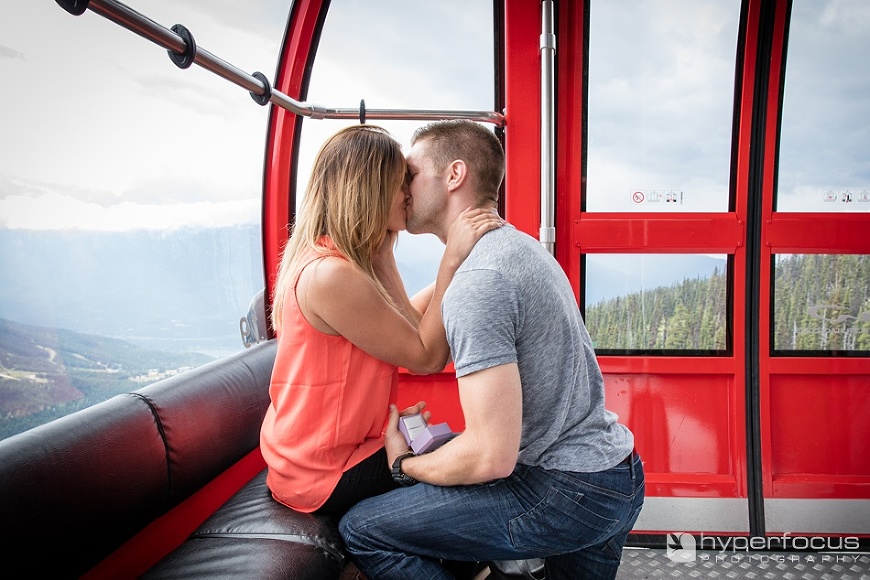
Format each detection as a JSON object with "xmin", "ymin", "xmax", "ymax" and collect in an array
[{"xmin": 385, "ymin": 401, "xmax": 430, "ymax": 466}]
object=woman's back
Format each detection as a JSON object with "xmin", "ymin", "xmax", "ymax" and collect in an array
[{"xmin": 260, "ymin": 238, "xmax": 397, "ymax": 513}]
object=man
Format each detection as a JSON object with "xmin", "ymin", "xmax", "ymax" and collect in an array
[{"xmin": 339, "ymin": 120, "xmax": 644, "ymax": 580}]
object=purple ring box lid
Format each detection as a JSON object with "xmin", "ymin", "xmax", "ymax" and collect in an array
[
  {"xmin": 398, "ymin": 414, "xmax": 427, "ymax": 446},
  {"xmin": 410, "ymin": 422, "xmax": 455, "ymax": 455}
]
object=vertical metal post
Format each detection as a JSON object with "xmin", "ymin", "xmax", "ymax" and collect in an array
[{"xmin": 540, "ymin": 0, "xmax": 556, "ymax": 254}]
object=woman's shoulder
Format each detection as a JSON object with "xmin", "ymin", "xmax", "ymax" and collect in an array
[{"xmin": 300, "ymin": 254, "xmax": 369, "ymax": 296}]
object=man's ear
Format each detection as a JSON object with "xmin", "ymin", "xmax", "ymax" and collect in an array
[{"xmin": 446, "ymin": 159, "xmax": 468, "ymax": 192}]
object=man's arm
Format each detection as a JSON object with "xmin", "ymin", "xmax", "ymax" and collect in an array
[
  {"xmin": 386, "ymin": 362, "xmax": 523, "ymax": 486},
  {"xmin": 409, "ymin": 281, "xmax": 436, "ymax": 316}
]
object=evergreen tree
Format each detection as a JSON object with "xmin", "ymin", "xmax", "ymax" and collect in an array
[{"xmin": 586, "ymin": 253, "xmax": 868, "ymax": 353}]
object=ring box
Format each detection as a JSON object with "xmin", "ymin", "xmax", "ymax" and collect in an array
[{"xmin": 398, "ymin": 413, "xmax": 456, "ymax": 455}]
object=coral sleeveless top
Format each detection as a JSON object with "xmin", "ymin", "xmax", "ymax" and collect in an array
[{"xmin": 260, "ymin": 238, "xmax": 398, "ymax": 512}]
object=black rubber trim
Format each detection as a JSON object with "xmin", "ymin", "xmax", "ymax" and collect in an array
[
  {"xmin": 250, "ymin": 71, "xmax": 272, "ymax": 106},
  {"xmin": 55, "ymin": 0, "xmax": 89, "ymax": 16},
  {"xmin": 744, "ymin": 0, "xmax": 780, "ymax": 540},
  {"xmin": 168, "ymin": 24, "xmax": 196, "ymax": 69}
]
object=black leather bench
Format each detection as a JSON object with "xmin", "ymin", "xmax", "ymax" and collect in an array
[
  {"xmin": 143, "ymin": 469, "xmax": 344, "ymax": 579},
  {"xmin": 0, "ymin": 340, "xmax": 344, "ymax": 578}
]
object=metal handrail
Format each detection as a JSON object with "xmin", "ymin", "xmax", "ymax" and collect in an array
[
  {"xmin": 539, "ymin": 0, "xmax": 556, "ymax": 253},
  {"xmin": 56, "ymin": 0, "xmax": 506, "ymax": 127}
]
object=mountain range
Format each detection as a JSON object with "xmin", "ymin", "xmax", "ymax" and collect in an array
[
  {"xmin": 0, "ymin": 316, "xmax": 213, "ymax": 439},
  {"xmin": 0, "ymin": 225, "xmax": 735, "ymax": 438},
  {"xmin": 0, "ymin": 226, "xmax": 264, "ymax": 358},
  {"xmin": 0, "ymin": 227, "xmax": 728, "ymax": 354}
]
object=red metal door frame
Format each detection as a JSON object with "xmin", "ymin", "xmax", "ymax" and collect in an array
[
  {"xmin": 555, "ymin": 0, "xmax": 763, "ymax": 533},
  {"xmin": 263, "ymin": 0, "xmax": 329, "ymax": 328},
  {"xmin": 556, "ymin": 0, "xmax": 870, "ymax": 535},
  {"xmin": 756, "ymin": 0, "xmax": 870, "ymax": 534}
]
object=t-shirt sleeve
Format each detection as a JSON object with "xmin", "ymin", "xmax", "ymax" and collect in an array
[{"xmin": 443, "ymin": 268, "xmax": 523, "ymax": 378}]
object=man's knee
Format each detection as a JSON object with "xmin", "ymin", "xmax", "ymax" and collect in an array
[{"xmin": 338, "ymin": 506, "xmax": 363, "ymax": 549}]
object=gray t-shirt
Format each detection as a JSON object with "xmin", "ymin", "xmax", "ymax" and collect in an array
[{"xmin": 443, "ymin": 225, "xmax": 634, "ymax": 472}]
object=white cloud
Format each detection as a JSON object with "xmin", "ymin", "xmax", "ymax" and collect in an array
[{"xmin": 0, "ymin": 191, "xmax": 258, "ymax": 231}]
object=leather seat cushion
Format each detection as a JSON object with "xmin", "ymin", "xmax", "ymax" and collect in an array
[{"xmin": 143, "ymin": 469, "xmax": 345, "ymax": 579}]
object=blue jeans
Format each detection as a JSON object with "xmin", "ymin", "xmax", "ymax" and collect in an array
[{"xmin": 339, "ymin": 453, "xmax": 644, "ymax": 580}]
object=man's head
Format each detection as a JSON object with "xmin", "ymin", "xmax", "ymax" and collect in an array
[{"xmin": 405, "ymin": 120, "xmax": 504, "ymax": 240}]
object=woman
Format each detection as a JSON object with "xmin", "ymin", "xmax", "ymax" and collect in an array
[{"xmin": 260, "ymin": 125, "xmax": 500, "ymax": 518}]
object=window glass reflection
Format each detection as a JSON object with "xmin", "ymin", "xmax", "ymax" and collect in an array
[
  {"xmin": 773, "ymin": 255, "xmax": 870, "ymax": 353},
  {"xmin": 585, "ymin": 0, "xmax": 739, "ymax": 212},
  {"xmin": 584, "ymin": 254, "xmax": 729, "ymax": 353},
  {"xmin": 777, "ymin": 0, "xmax": 870, "ymax": 212},
  {"xmin": 1, "ymin": 1, "xmax": 282, "ymax": 440}
]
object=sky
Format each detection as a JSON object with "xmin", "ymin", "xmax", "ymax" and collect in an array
[
  {"xmin": 0, "ymin": 0, "xmax": 493, "ymax": 232},
  {"xmin": 1, "ymin": 0, "xmax": 286, "ymax": 230},
  {"xmin": 1, "ymin": 0, "xmax": 867, "ymax": 234}
]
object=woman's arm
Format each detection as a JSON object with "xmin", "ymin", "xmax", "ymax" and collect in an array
[{"xmin": 300, "ymin": 208, "xmax": 500, "ymax": 374}]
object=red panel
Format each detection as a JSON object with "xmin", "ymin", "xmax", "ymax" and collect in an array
[
  {"xmin": 769, "ymin": 376, "xmax": 870, "ymax": 479},
  {"xmin": 769, "ymin": 357, "xmax": 870, "ymax": 375},
  {"xmin": 503, "ymin": 0, "xmax": 541, "ymax": 237},
  {"xmin": 768, "ymin": 214, "xmax": 870, "ymax": 253},
  {"xmin": 600, "ymin": 356, "xmax": 735, "ymax": 375},
  {"xmin": 555, "ymin": 0, "xmax": 585, "ymax": 299},
  {"xmin": 604, "ymin": 373, "xmax": 740, "ymax": 498},
  {"xmin": 575, "ymin": 213, "xmax": 745, "ymax": 253},
  {"xmin": 396, "ymin": 372, "xmax": 464, "ymax": 432}
]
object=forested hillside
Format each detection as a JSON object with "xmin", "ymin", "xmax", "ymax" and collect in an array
[
  {"xmin": 586, "ymin": 254, "xmax": 869, "ymax": 353},
  {"xmin": 773, "ymin": 254, "xmax": 870, "ymax": 351},
  {"xmin": 586, "ymin": 266, "xmax": 728, "ymax": 351},
  {"xmin": 0, "ymin": 318, "xmax": 213, "ymax": 440}
]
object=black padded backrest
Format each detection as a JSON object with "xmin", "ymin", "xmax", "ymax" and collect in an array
[
  {"xmin": 0, "ymin": 393, "xmax": 168, "ymax": 577},
  {"xmin": 132, "ymin": 339, "xmax": 276, "ymax": 505},
  {"xmin": 0, "ymin": 339, "xmax": 277, "ymax": 577}
]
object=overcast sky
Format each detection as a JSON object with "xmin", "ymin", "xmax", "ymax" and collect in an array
[
  {"xmin": 1, "ymin": 0, "xmax": 286, "ymax": 230},
  {"xmin": 1, "ymin": 0, "xmax": 495, "ymax": 231},
  {"xmin": 1, "ymin": 0, "xmax": 866, "ymax": 233}
]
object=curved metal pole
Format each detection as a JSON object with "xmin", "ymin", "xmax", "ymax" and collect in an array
[
  {"xmin": 58, "ymin": 0, "xmax": 505, "ymax": 127},
  {"xmin": 540, "ymin": 0, "xmax": 556, "ymax": 253}
]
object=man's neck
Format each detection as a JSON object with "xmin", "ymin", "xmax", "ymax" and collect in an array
[{"xmin": 436, "ymin": 200, "xmax": 498, "ymax": 244}]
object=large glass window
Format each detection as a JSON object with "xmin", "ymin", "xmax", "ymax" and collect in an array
[
  {"xmin": 0, "ymin": 1, "xmax": 284, "ymax": 440},
  {"xmin": 777, "ymin": 0, "xmax": 870, "ymax": 212},
  {"xmin": 772, "ymin": 254, "xmax": 870, "ymax": 354},
  {"xmin": 296, "ymin": 0, "xmax": 496, "ymax": 295},
  {"xmin": 584, "ymin": 254, "xmax": 729, "ymax": 353},
  {"xmin": 585, "ymin": 0, "xmax": 740, "ymax": 212}
]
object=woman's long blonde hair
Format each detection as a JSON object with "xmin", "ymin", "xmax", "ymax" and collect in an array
[{"xmin": 271, "ymin": 125, "xmax": 406, "ymax": 332}]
